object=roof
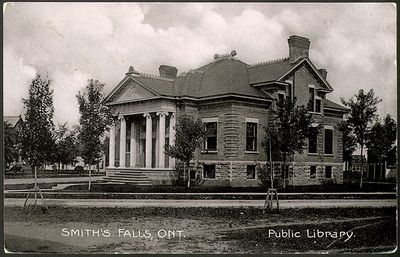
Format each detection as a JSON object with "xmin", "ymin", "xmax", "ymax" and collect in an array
[
  {"xmin": 174, "ymin": 57, "xmax": 269, "ymax": 99},
  {"xmin": 107, "ymin": 53, "xmax": 334, "ymax": 103},
  {"xmin": 134, "ymin": 75, "xmax": 174, "ymax": 96},
  {"xmin": 4, "ymin": 116, "xmax": 23, "ymax": 127},
  {"xmin": 248, "ymin": 57, "xmax": 334, "ymax": 92},
  {"xmin": 247, "ymin": 58, "xmax": 292, "ymax": 85},
  {"xmin": 323, "ymin": 99, "xmax": 350, "ymax": 112}
]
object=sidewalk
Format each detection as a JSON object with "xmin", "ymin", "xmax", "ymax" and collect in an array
[
  {"xmin": 4, "ymin": 176, "xmax": 105, "ymax": 185},
  {"xmin": 4, "ymin": 198, "xmax": 396, "ymax": 209}
]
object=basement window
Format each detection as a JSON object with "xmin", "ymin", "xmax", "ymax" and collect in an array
[
  {"xmin": 246, "ymin": 165, "xmax": 256, "ymax": 179},
  {"xmin": 310, "ymin": 166, "xmax": 317, "ymax": 179},
  {"xmin": 325, "ymin": 166, "xmax": 332, "ymax": 178},
  {"xmin": 203, "ymin": 164, "xmax": 216, "ymax": 179}
]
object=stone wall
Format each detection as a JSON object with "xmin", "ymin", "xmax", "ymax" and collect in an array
[{"xmin": 290, "ymin": 162, "xmax": 343, "ymax": 186}]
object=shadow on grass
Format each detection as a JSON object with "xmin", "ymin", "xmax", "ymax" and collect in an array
[
  {"xmin": 220, "ymin": 217, "xmax": 397, "ymax": 253},
  {"xmin": 4, "ymin": 234, "xmax": 86, "ymax": 254},
  {"xmin": 4, "ymin": 206, "xmax": 396, "ymax": 223}
]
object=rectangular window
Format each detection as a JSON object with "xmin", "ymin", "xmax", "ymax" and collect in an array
[
  {"xmin": 246, "ymin": 122, "xmax": 257, "ymax": 151},
  {"xmin": 203, "ymin": 164, "xmax": 216, "ymax": 179},
  {"xmin": 315, "ymin": 99, "xmax": 321, "ymax": 113},
  {"xmin": 308, "ymin": 127, "xmax": 318, "ymax": 154},
  {"xmin": 246, "ymin": 165, "xmax": 256, "ymax": 179},
  {"xmin": 190, "ymin": 169, "xmax": 196, "ymax": 179},
  {"xmin": 205, "ymin": 122, "xmax": 217, "ymax": 151},
  {"xmin": 310, "ymin": 166, "xmax": 317, "ymax": 179},
  {"xmin": 281, "ymin": 164, "xmax": 289, "ymax": 179},
  {"xmin": 309, "ymin": 87, "xmax": 315, "ymax": 112},
  {"xmin": 325, "ymin": 166, "xmax": 332, "ymax": 178},
  {"xmin": 278, "ymin": 93, "xmax": 285, "ymax": 105},
  {"xmin": 324, "ymin": 129, "xmax": 333, "ymax": 154}
]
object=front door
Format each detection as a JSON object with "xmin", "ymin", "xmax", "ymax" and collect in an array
[{"xmin": 152, "ymin": 138, "xmax": 156, "ymax": 168}]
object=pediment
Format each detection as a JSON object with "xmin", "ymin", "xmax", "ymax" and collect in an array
[{"xmin": 110, "ymin": 78, "xmax": 157, "ymax": 102}]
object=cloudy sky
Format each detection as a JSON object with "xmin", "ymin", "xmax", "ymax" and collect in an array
[{"xmin": 3, "ymin": 3, "xmax": 396, "ymax": 126}]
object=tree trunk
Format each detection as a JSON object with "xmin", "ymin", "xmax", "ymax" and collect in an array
[
  {"xmin": 186, "ymin": 162, "xmax": 191, "ymax": 188},
  {"xmin": 269, "ymin": 138, "xmax": 274, "ymax": 189},
  {"xmin": 88, "ymin": 164, "xmax": 92, "ymax": 191},
  {"xmin": 360, "ymin": 145, "xmax": 364, "ymax": 189},
  {"xmin": 34, "ymin": 166, "xmax": 37, "ymax": 206},
  {"xmin": 183, "ymin": 163, "xmax": 186, "ymax": 182},
  {"xmin": 282, "ymin": 153, "xmax": 287, "ymax": 189}
]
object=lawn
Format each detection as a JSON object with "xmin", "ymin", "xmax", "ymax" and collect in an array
[
  {"xmin": 4, "ymin": 206, "xmax": 397, "ymax": 254},
  {"xmin": 62, "ymin": 182, "xmax": 397, "ymax": 193}
]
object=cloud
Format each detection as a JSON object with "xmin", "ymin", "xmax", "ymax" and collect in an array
[
  {"xmin": 3, "ymin": 3, "xmax": 396, "ymax": 126},
  {"xmin": 3, "ymin": 46, "xmax": 37, "ymax": 116}
]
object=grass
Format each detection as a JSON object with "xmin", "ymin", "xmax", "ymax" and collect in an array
[
  {"xmin": 62, "ymin": 182, "xmax": 396, "ymax": 193},
  {"xmin": 5, "ymin": 172, "xmax": 105, "ymax": 179}
]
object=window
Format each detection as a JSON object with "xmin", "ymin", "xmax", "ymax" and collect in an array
[
  {"xmin": 190, "ymin": 170, "xmax": 196, "ymax": 179},
  {"xmin": 203, "ymin": 164, "xmax": 216, "ymax": 179},
  {"xmin": 308, "ymin": 127, "xmax": 318, "ymax": 154},
  {"xmin": 278, "ymin": 93, "xmax": 285, "ymax": 105},
  {"xmin": 324, "ymin": 128, "xmax": 333, "ymax": 154},
  {"xmin": 308, "ymin": 87, "xmax": 315, "ymax": 112},
  {"xmin": 281, "ymin": 164, "xmax": 289, "ymax": 179},
  {"xmin": 204, "ymin": 122, "xmax": 217, "ymax": 151},
  {"xmin": 246, "ymin": 165, "xmax": 256, "ymax": 179},
  {"xmin": 246, "ymin": 122, "xmax": 257, "ymax": 151},
  {"xmin": 310, "ymin": 166, "xmax": 317, "ymax": 179},
  {"xmin": 325, "ymin": 166, "xmax": 332, "ymax": 178},
  {"xmin": 315, "ymin": 99, "xmax": 321, "ymax": 113}
]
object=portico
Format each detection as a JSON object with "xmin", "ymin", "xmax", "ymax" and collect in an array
[{"xmin": 108, "ymin": 111, "xmax": 176, "ymax": 169}]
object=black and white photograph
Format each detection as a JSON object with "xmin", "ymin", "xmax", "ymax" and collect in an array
[{"xmin": 3, "ymin": 2, "xmax": 397, "ymax": 254}]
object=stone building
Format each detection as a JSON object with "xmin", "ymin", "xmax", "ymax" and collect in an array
[{"xmin": 104, "ymin": 35, "xmax": 349, "ymax": 187}]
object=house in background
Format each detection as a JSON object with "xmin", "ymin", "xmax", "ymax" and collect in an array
[
  {"xmin": 103, "ymin": 35, "xmax": 349, "ymax": 187},
  {"xmin": 4, "ymin": 115, "xmax": 23, "ymax": 131},
  {"xmin": 4, "ymin": 115, "xmax": 24, "ymax": 165}
]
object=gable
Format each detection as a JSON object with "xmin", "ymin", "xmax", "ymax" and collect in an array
[
  {"xmin": 279, "ymin": 59, "xmax": 333, "ymax": 92},
  {"xmin": 286, "ymin": 65, "xmax": 324, "ymax": 90},
  {"xmin": 284, "ymin": 65, "xmax": 329, "ymax": 107},
  {"xmin": 110, "ymin": 78, "xmax": 157, "ymax": 103}
]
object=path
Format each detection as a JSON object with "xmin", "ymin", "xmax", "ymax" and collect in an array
[{"xmin": 4, "ymin": 198, "xmax": 396, "ymax": 209}]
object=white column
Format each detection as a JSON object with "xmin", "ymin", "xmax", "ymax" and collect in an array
[
  {"xmin": 169, "ymin": 113, "xmax": 176, "ymax": 168},
  {"xmin": 119, "ymin": 116, "xmax": 126, "ymax": 168},
  {"xmin": 108, "ymin": 122, "xmax": 116, "ymax": 168},
  {"xmin": 130, "ymin": 121, "xmax": 137, "ymax": 167},
  {"xmin": 157, "ymin": 112, "xmax": 168, "ymax": 168},
  {"xmin": 144, "ymin": 113, "xmax": 152, "ymax": 168}
]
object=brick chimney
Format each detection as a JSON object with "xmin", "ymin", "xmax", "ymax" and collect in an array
[
  {"xmin": 288, "ymin": 35, "xmax": 310, "ymax": 64},
  {"xmin": 159, "ymin": 65, "xmax": 178, "ymax": 78},
  {"xmin": 318, "ymin": 69, "xmax": 327, "ymax": 80}
]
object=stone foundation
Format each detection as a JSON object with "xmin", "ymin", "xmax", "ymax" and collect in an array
[{"xmin": 176, "ymin": 160, "xmax": 344, "ymax": 187}]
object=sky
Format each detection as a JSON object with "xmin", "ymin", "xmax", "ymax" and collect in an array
[{"xmin": 3, "ymin": 3, "xmax": 397, "ymax": 126}]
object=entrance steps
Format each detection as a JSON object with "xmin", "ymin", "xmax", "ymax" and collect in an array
[{"xmin": 104, "ymin": 169, "xmax": 152, "ymax": 185}]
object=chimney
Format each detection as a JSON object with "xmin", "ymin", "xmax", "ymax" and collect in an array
[
  {"xmin": 159, "ymin": 65, "xmax": 178, "ymax": 78},
  {"xmin": 318, "ymin": 69, "xmax": 327, "ymax": 80},
  {"xmin": 288, "ymin": 35, "xmax": 310, "ymax": 64}
]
